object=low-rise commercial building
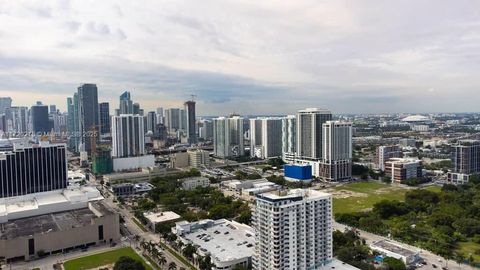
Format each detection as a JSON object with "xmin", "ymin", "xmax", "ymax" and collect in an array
[
  {"xmin": 173, "ymin": 219, "xmax": 254, "ymax": 270},
  {"xmin": 110, "ymin": 182, "xmax": 154, "ymax": 198},
  {"xmin": 68, "ymin": 170, "xmax": 86, "ymax": 186},
  {"xmin": 111, "ymin": 183, "xmax": 135, "ymax": 197},
  {"xmin": 370, "ymin": 240, "xmax": 420, "ymax": 266},
  {"xmin": 103, "ymin": 167, "xmax": 180, "ymax": 184},
  {"xmin": 188, "ymin": 149, "xmax": 210, "ymax": 168},
  {"xmin": 144, "ymin": 211, "xmax": 181, "ymax": 230},
  {"xmin": 171, "ymin": 149, "xmax": 211, "ymax": 169},
  {"xmin": 180, "ymin": 177, "xmax": 210, "ymax": 190},
  {"xmin": 284, "ymin": 164, "xmax": 313, "ymax": 182},
  {"xmin": 447, "ymin": 172, "xmax": 470, "ymax": 185},
  {"xmin": 0, "ymin": 202, "xmax": 120, "ymax": 262},
  {"xmin": 221, "ymin": 179, "xmax": 275, "ymax": 192},
  {"xmin": 385, "ymin": 158, "xmax": 422, "ymax": 183}
]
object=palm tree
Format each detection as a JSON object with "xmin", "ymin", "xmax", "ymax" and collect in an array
[
  {"xmin": 158, "ymin": 253, "xmax": 167, "ymax": 266},
  {"xmin": 141, "ymin": 240, "xmax": 149, "ymax": 251},
  {"xmin": 168, "ymin": 261, "xmax": 177, "ymax": 270},
  {"xmin": 133, "ymin": 234, "xmax": 141, "ymax": 242},
  {"xmin": 151, "ymin": 246, "xmax": 159, "ymax": 259},
  {"xmin": 177, "ymin": 241, "xmax": 184, "ymax": 251}
]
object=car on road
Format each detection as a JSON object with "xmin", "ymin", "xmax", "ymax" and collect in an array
[{"xmin": 432, "ymin": 264, "xmax": 438, "ymax": 268}]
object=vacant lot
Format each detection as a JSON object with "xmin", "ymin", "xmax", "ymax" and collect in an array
[
  {"xmin": 329, "ymin": 181, "xmax": 441, "ymax": 214},
  {"xmin": 63, "ymin": 247, "xmax": 153, "ymax": 270}
]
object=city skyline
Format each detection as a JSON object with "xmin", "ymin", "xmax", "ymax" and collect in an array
[{"xmin": 1, "ymin": 1, "xmax": 480, "ymax": 114}]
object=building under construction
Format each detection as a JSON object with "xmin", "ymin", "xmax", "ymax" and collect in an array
[{"xmin": 92, "ymin": 146, "xmax": 113, "ymax": 175}]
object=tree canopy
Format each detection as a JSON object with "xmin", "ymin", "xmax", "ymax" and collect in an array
[{"xmin": 113, "ymin": 256, "xmax": 145, "ymax": 270}]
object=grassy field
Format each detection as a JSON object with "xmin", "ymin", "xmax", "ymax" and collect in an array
[
  {"xmin": 330, "ymin": 181, "xmax": 442, "ymax": 215},
  {"xmin": 63, "ymin": 247, "xmax": 153, "ymax": 270},
  {"xmin": 457, "ymin": 241, "xmax": 480, "ymax": 264}
]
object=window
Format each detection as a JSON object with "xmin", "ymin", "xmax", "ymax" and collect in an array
[
  {"xmin": 98, "ymin": 225, "xmax": 104, "ymax": 241},
  {"xmin": 28, "ymin": 238, "xmax": 35, "ymax": 255}
]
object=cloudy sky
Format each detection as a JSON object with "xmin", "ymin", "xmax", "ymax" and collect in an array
[{"xmin": 0, "ymin": 0, "xmax": 479, "ymax": 115}]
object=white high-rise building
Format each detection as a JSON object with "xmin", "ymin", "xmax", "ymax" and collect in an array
[
  {"xmin": 146, "ymin": 111, "xmax": 157, "ymax": 133},
  {"xmin": 199, "ymin": 119, "xmax": 214, "ymax": 140},
  {"xmin": 250, "ymin": 118, "xmax": 283, "ymax": 159},
  {"xmin": 319, "ymin": 121, "xmax": 353, "ymax": 181},
  {"xmin": 253, "ymin": 189, "xmax": 333, "ymax": 270},
  {"xmin": 213, "ymin": 116, "xmax": 244, "ymax": 158},
  {"xmin": 5, "ymin": 106, "xmax": 29, "ymax": 133},
  {"xmin": 156, "ymin": 107, "xmax": 164, "ymax": 124},
  {"xmin": 0, "ymin": 97, "xmax": 12, "ymax": 115},
  {"xmin": 250, "ymin": 118, "xmax": 263, "ymax": 158},
  {"xmin": 111, "ymin": 114, "xmax": 145, "ymax": 158},
  {"xmin": 282, "ymin": 115, "xmax": 296, "ymax": 160},
  {"xmin": 296, "ymin": 108, "xmax": 332, "ymax": 160},
  {"xmin": 165, "ymin": 108, "xmax": 182, "ymax": 133}
]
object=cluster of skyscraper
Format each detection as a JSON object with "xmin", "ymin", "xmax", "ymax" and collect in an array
[
  {"xmin": 63, "ymin": 86, "xmax": 200, "ymax": 173},
  {"xmin": 0, "ymin": 97, "xmax": 68, "ymax": 137},
  {"xmin": 213, "ymin": 108, "xmax": 353, "ymax": 181}
]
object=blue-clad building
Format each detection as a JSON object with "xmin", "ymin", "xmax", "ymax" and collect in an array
[{"xmin": 284, "ymin": 164, "xmax": 313, "ymax": 182}]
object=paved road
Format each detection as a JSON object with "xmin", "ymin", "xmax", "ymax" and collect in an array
[
  {"xmin": 102, "ymin": 192, "xmax": 191, "ymax": 270},
  {"xmin": 333, "ymin": 221, "xmax": 476, "ymax": 270}
]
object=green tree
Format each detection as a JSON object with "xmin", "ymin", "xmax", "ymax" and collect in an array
[
  {"xmin": 267, "ymin": 158, "xmax": 285, "ymax": 168},
  {"xmin": 199, "ymin": 255, "xmax": 213, "ymax": 270},
  {"xmin": 183, "ymin": 244, "xmax": 197, "ymax": 259},
  {"xmin": 373, "ymin": 200, "xmax": 408, "ymax": 219},
  {"xmin": 158, "ymin": 253, "xmax": 167, "ymax": 266},
  {"xmin": 168, "ymin": 262, "xmax": 177, "ymax": 270},
  {"xmin": 113, "ymin": 256, "xmax": 146, "ymax": 270},
  {"xmin": 383, "ymin": 257, "xmax": 406, "ymax": 270},
  {"xmin": 470, "ymin": 174, "xmax": 480, "ymax": 185},
  {"xmin": 236, "ymin": 209, "xmax": 252, "ymax": 224}
]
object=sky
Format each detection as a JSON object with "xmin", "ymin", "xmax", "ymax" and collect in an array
[{"xmin": 0, "ymin": 0, "xmax": 480, "ymax": 115}]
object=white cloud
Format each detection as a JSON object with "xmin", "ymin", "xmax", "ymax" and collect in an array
[{"xmin": 0, "ymin": 0, "xmax": 480, "ymax": 114}]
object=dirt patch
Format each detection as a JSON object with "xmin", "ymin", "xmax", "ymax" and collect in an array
[
  {"xmin": 374, "ymin": 187, "xmax": 398, "ymax": 194},
  {"xmin": 326, "ymin": 189, "xmax": 368, "ymax": 199}
]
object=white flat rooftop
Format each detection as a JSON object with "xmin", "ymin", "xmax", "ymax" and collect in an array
[
  {"xmin": 144, "ymin": 211, "xmax": 181, "ymax": 224},
  {"xmin": 0, "ymin": 186, "xmax": 104, "ymax": 223},
  {"xmin": 259, "ymin": 188, "xmax": 331, "ymax": 201},
  {"xmin": 179, "ymin": 219, "xmax": 254, "ymax": 264}
]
